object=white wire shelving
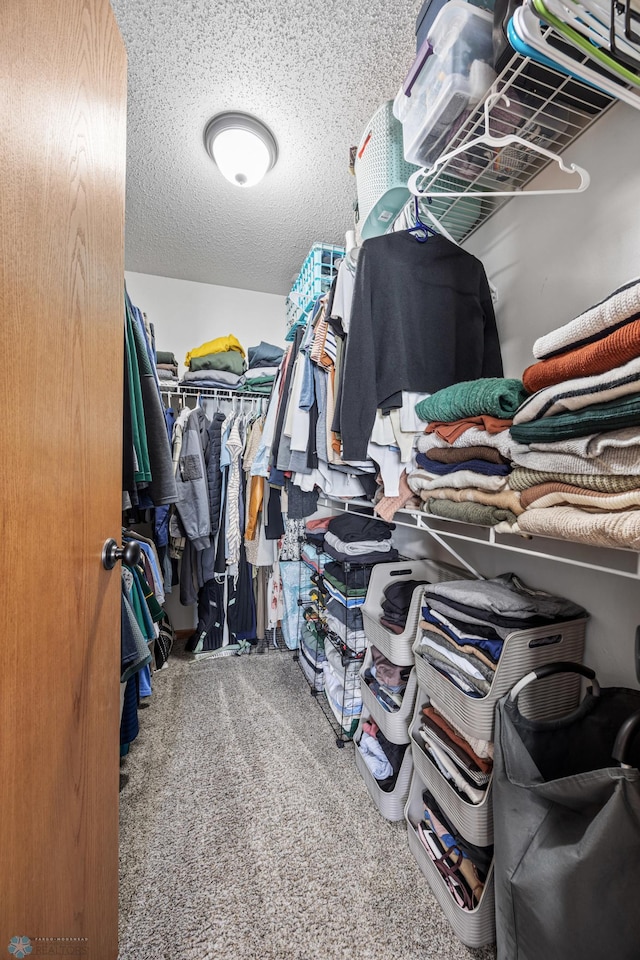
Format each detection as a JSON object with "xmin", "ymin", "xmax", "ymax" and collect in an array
[
  {"xmin": 317, "ymin": 496, "xmax": 640, "ymax": 582},
  {"xmin": 391, "ymin": 46, "xmax": 615, "ymax": 243}
]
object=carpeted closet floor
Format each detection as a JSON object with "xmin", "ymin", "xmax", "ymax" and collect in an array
[{"xmin": 118, "ymin": 646, "xmax": 497, "ymax": 960}]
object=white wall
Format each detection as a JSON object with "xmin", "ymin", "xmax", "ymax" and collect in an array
[
  {"xmin": 396, "ymin": 100, "xmax": 640, "ymax": 688},
  {"xmin": 125, "ymin": 271, "xmax": 287, "ymax": 375},
  {"xmin": 465, "ymin": 101, "xmax": 640, "ymax": 379}
]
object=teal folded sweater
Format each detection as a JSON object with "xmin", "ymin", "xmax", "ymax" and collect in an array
[
  {"xmin": 415, "ymin": 378, "xmax": 528, "ymax": 422},
  {"xmin": 510, "ymin": 393, "xmax": 640, "ymax": 444}
]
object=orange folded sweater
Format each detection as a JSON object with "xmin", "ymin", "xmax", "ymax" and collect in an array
[{"xmin": 523, "ymin": 317, "xmax": 640, "ymax": 394}]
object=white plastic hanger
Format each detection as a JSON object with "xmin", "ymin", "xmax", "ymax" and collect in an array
[
  {"xmin": 408, "ymin": 91, "xmax": 591, "ymax": 199},
  {"xmin": 514, "ymin": 3, "xmax": 640, "ymax": 108},
  {"xmin": 544, "ymin": 0, "xmax": 640, "ymax": 61}
]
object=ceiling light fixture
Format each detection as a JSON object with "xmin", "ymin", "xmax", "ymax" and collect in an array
[{"xmin": 203, "ymin": 112, "xmax": 278, "ymax": 188}]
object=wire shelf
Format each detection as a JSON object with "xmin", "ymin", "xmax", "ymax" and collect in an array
[{"xmin": 392, "ymin": 47, "xmax": 614, "ymax": 243}]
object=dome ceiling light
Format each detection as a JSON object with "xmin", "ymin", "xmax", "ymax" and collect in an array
[{"xmin": 204, "ymin": 112, "xmax": 278, "ymax": 188}]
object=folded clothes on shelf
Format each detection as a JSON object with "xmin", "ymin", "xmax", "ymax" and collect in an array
[
  {"xmin": 324, "ymin": 531, "xmax": 394, "ymax": 556},
  {"xmin": 323, "ymin": 540, "xmax": 399, "ymax": 565},
  {"xmin": 156, "ymin": 350, "xmax": 177, "ymax": 366},
  {"xmin": 324, "ymin": 560, "xmax": 373, "ymax": 591},
  {"xmin": 323, "ymin": 576, "xmax": 367, "ymax": 609},
  {"xmin": 533, "ymin": 277, "xmax": 640, "ymax": 361},
  {"xmin": 420, "ymin": 498, "xmax": 519, "ymax": 531},
  {"xmin": 325, "ymin": 513, "xmax": 395, "ymax": 543},
  {"xmin": 415, "ymin": 378, "xmax": 528, "ymax": 422},
  {"xmin": 325, "ymin": 597, "xmax": 364, "ymax": 632},
  {"xmin": 188, "ymin": 350, "xmax": 246, "ymax": 376},
  {"xmin": 181, "ymin": 368, "xmax": 242, "ymax": 388},
  {"xmin": 184, "ymin": 334, "xmax": 245, "ymax": 368},
  {"xmin": 247, "ymin": 341, "xmax": 285, "ymax": 369},
  {"xmin": 325, "ymin": 613, "xmax": 368, "ymax": 654},
  {"xmin": 300, "ymin": 544, "xmax": 332, "ymax": 574},
  {"xmin": 415, "ymin": 453, "xmax": 511, "ymax": 477}
]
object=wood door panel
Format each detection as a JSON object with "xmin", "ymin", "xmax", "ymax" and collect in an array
[{"xmin": 0, "ymin": 2, "xmax": 126, "ymax": 957}]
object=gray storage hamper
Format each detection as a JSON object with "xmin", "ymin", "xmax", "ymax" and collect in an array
[
  {"xmin": 409, "ymin": 691, "xmax": 494, "ymax": 846},
  {"xmin": 362, "ymin": 559, "xmax": 472, "ymax": 666},
  {"xmin": 413, "ymin": 617, "xmax": 587, "ymax": 741},
  {"xmin": 404, "ymin": 771, "xmax": 496, "ymax": 948},
  {"xmin": 359, "ymin": 647, "xmax": 417, "ymax": 744},
  {"xmin": 354, "ymin": 713, "xmax": 414, "ymax": 821}
]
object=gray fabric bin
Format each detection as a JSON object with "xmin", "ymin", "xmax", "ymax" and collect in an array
[{"xmin": 493, "ymin": 665, "xmax": 640, "ymax": 960}]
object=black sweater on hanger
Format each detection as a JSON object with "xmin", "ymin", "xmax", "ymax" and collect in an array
[{"xmin": 340, "ymin": 231, "xmax": 503, "ymax": 461}]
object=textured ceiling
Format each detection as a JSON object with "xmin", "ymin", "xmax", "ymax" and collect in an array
[{"xmin": 111, "ymin": 0, "xmax": 421, "ymax": 294}]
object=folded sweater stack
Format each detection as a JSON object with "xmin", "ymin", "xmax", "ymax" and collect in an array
[
  {"xmin": 409, "ymin": 379, "xmax": 527, "ymax": 531},
  {"xmin": 181, "ymin": 334, "xmax": 246, "ymax": 389},
  {"xmin": 156, "ymin": 350, "xmax": 179, "ymax": 383},
  {"xmin": 238, "ymin": 341, "xmax": 285, "ymax": 394},
  {"xmin": 511, "ymin": 278, "xmax": 640, "ymax": 549}
]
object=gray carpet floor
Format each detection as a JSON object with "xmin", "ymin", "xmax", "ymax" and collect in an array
[{"xmin": 118, "ymin": 648, "xmax": 498, "ymax": 960}]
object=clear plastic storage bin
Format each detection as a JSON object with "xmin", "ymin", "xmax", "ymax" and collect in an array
[
  {"xmin": 394, "ymin": 0, "xmax": 496, "ymax": 168},
  {"xmin": 404, "ymin": 771, "xmax": 495, "ymax": 947},
  {"xmin": 413, "ymin": 617, "xmax": 587, "ymax": 741},
  {"xmin": 410, "ymin": 691, "xmax": 493, "ymax": 846}
]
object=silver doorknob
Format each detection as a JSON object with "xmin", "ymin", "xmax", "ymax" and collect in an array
[{"xmin": 102, "ymin": 538, "xmax": 141, "ymax": 570}]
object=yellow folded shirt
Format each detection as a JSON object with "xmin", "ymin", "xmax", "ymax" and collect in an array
[{"xmin": 185, "ymin": 334, "xmax": 245, "ymax": 367}]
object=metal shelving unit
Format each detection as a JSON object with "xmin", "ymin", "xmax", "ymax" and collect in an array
[
  {"xmin": 391, "ymin": 47, "xmax": 614, "ymax": 243},
  {"xmin": 293, "ymin": 543, "xmax": 367, "ymax": 747}
]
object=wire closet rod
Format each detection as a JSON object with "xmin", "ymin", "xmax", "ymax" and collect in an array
[{"xmin": 160, "ymin": 386, "xmax": 270, "ymax": 401}]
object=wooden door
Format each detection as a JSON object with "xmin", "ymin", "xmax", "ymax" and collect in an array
[{"xmin": 0, "ymin": 2, "xmax": 126, "ymax": 957}]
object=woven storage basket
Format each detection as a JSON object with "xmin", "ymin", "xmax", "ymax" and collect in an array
[
  {"xmin": 410, "ymin": 691, "xmax": 493, "ymax": 845},
  {"xmin": 359, "ymin": 648, "xmax": 417, "ymax": 744},
  {"xmin": 413, "ymin": 617, "xmax": 587, "ymax": 741},
  {"xmin": 404, "ymin": 771, "xmax": 495, "ymax": 947},
  {"xmin": 362, "ymin": 559, "xmax": 472, "ymax": 666},
  {"xmin": 355, "ymin": 101, "xmax": 418, "ymax": 240},
  {"xmin": 354, "ymin": 715, "xmax": 413, "ymax": 821}
]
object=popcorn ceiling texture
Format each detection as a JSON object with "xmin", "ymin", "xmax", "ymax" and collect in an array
[{"xmin": 111, "ymin": 0, "xmax": 420, "ymax": 294}]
